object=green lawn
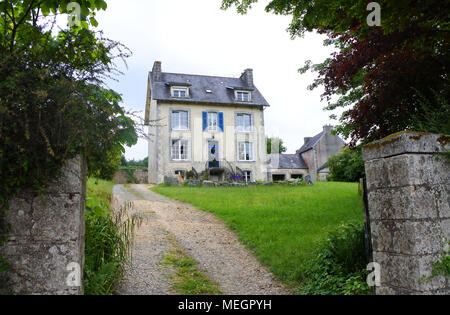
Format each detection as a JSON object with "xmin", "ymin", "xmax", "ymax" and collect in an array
[{"xmin": 152, "ymin": 182, "xmax": 363, "ymax": 292}]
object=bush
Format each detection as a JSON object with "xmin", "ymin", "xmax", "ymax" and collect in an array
[
  {"xmin": 84, "ymin": 178, "xmax": 140, "ymax": 295},
  {"xmin": 328, "ymin": 147, "xmax": 365, "ymax": 182},
  {"xmin": 300, "ymin": 222, "xmax": 370, "ymax": 295}
]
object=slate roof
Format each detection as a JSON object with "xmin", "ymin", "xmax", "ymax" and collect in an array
[
  {"xmin": 268, "ymin": 154, "xmax": 308, "ymax": 169},
  {"xmin": 317, "ymin": 163, "xmax": 328, "ymax": 172},
  {"xmin": 149, "ymin": 72, "xmax": 270, "ymax": 107},
  {"xmin": 296, "ymin": 131, "xmax": 324, "ymax": 154}
]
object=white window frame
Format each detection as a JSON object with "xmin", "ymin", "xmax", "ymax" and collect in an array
[
  {"xmin": 243, "ymin": 170, "xmax": 252, "ymax": 182},
  {"xmin": 236, "ymin": 113, "xmax": 253, "ymax": 132},
  {"xmin": 238, "ymin": 141, "xmax": 254, "ymax": 161},
  {"xmin": 171, "ymin": 139, "xmax": 190, "ymax": 161},
  {"xmin": 171, "ymin": 110, "xmax": 189, "ymax": 131},
  {"xmin": 171, "ymin": 86, "xmax": 189, "ymax": 98},
  {"xmin": 207, "ymin": 111, "xmax": 219, "ymax": 131},
  {"xmin": 235, "ymin": 90, "xmax": 251, "ymax": 102}
]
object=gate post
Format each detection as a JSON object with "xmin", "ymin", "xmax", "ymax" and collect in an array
[
  {"xmin": 362, "ymin": 132, "xmax": 449, "ymax": 295},
  {"xmin": 0, "ymin": 156, "xmax": 86, "ymax": 295}
]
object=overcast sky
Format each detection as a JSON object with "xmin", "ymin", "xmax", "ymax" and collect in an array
[{"xmin": 93, "ymin": 0, "xmax": 337, "ymax": 160}]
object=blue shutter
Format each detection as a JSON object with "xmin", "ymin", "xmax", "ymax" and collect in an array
[
  {"xmin": 202, "ymin": 111, "xmax": 207, "ymax": 131},
  {"xmin": 218, "ymin": 112, "xmax": 224, "ymax": 132}
]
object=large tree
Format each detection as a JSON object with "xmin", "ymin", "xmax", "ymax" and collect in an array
[
  {"xmin": 0, "ymin": 1, "xmax": 138, "ymax": 207},
  {"xmin": 222, "ymin": 0, "xmax": 450, "ymax": 145}
]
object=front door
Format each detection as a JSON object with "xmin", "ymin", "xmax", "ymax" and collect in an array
[{"xmin": 208, "ymin": 140, "xmax": 219, "ymax": 168}]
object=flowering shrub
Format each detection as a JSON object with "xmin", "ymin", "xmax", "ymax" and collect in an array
[{"xmin": 228, "ymin": 175, "xmax": 243, "ymax": 182}]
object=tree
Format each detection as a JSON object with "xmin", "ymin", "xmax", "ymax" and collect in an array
[
  {"xmin": 0, "ymin": 1, "xmax": 138, "ymax": 207},
  {"xmin": 327, "ymin": 148, "xmax": 365, "ymax": 182},
  {"xmin": 222, "ymin": 1, "xmax": 450, "ymax": 145},
  {"xmin": 122, "ymin": 157, "xmax": 149, "ymax": 168},
  {"xmin": 120, "ymin": 155, "xmax": 128, "ymax": 167},
  {"xmin": 266, "ymin": 137, "xmax": 287, "ymax": 154}
]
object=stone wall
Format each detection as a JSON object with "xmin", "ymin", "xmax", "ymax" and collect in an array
[
  {"xmin": 113, "ymin": 168, "xmax": 149, "ymax": 184},
  {"xmin": 0, "ymin": 156, "xmax": 86, "ymax": 295},
  {"xmin": 363, "ymin": 131, "xmax": 450, "ymax": 295}
]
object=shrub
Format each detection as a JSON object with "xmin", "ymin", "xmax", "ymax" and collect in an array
[
  {"xmin": 300, "ymin": 222, "xmax": 370, "ymax": 295},
  {"xmin": 424, "ymin": 239, "xmax": 450, "ymax": 282},
  {"xmin": 328, "ymin": 147, "xmax": 365, "ymax": 182},
  {"xmin": 84, "ymin": 178, "xmax": 140, "ymax": 295}
]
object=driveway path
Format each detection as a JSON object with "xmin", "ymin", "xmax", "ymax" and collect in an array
[{"xmin": 114, "ymin": 184, "xmax": 289, "ymax": 295}]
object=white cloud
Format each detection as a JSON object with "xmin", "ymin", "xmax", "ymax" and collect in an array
[{"xmin": 95, "ymin": 0, "xmax": 338, "ymax": 159}]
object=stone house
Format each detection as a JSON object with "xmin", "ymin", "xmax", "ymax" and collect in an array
[
  {"xmin": 268, "ymin": 125, "xmax": 346, "ymax": 181},
  {"xmin": 144, "ymin": 61, "xmax": 269, "ymax": 184}
]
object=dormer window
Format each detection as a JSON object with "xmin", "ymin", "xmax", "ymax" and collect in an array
[
  {"xmin": 171, "ymin": 86, "xmax": 189, "ymax": 98},
  {"xmin": 235, "ymin": 90, "xmax": 251, "ymax": 102}
]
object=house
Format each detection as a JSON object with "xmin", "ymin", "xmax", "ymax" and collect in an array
[
  {"xmin": 267, "ymin": 125, "xmax": 346, "ymax": 181},
  {"xmin": 144, "ymin": 61, "xmax": 269, "ymax": 184}
]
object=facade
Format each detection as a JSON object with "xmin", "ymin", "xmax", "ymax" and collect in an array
[
  {"xmin": 268, "ymin": 125, "xmax": 346, "ymax": 181},
  {"xmin": 145, "ymin": 61, "xmax": 269, "ymax": 184}
]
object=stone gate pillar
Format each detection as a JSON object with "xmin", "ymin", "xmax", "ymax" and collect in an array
[
  {"xmin": 0, "ymin": 156, "xmax": 86, "ymax": 295},
  {"xmin": 363, "ymin": 132, "xmax": 449, "ymax": 295}
]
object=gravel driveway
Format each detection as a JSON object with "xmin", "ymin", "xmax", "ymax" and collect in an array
[{"xmin": 114, "ymin": 184, "xmax": 290, "ymax": 295}]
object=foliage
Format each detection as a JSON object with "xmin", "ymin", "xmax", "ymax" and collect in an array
[
  {"xmin": 327, "ymin": 147, "xmax": 365, "ymax": 182},
  {"xmin": 300, "ymin": 222, "xmax": 370, "ymax": 295},
  {"xmin": 0, "ymin": 254, "xmax": 11, "ymax": 294},
  {"xmin": 84, "ymin": 178, "xmax": 140, "ymax": 295},
  {"xmin": 122, "ymin": 156, "xmax": 148, "ymax": 168},
  {"xmin": 222, "ymin": 0, "xmax": 443, "ymax": 37},
  {"xmin": 266, "ymin": 136, "xmax": 287, "ymax": 154},
  {"xmin": 424, "ymin": 239, "xmax": 450, "ymax": 281},
  {"xmin": 410, "ymin": 89, "xmax": 450, "ymax": 136},
  {"xmin": 124, "ymin": 168, "xmax": 138, "ymax": 184},
  {"xmin": 0, "ymin": 1, "xmax": 138, "ymax": 210},
  {"xmin": 120, "ymin": 155, "xmax": 128, "ymax": 167},
  {"xmin": 228, "ymin": 174, "xmax": 243, "ymax": 181},
  {"xmin": 222, "ymin": 1, "xmax": 450, "ymax": 146},
  {"xmin": 0, "ymin": 0, "xmax": 107, "ymax": 52},
  {"xmin": 152, "ymin": 182, "xmax": 364, "ymax": 292}
]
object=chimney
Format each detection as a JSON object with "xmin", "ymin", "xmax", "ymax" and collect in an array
[
  {"xmin": 304, "ymin": 137, "xmax": 312, "ymax": 144},
  {"xmin": 323, "ymin": 125, "xmax": 333, "ymax": 134},
  {"xmin": 240, "ymin": 68, "xmax": 254, "ymax": 88},
  {"xmin": 152, "ymin": 61, "xmax": 162, "ymax": 82}
]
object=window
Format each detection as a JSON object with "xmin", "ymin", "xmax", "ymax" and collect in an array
[
  {"xmin": 172, "ymin": 87, "xmax": 188, "ymax": 98},
  {"xmin": 243, "ymin": 170, "xmax": 252, "ymax": 182},
  {"xmin": 238, "ymin": 141, "xmax": 254, "ymax": 161},
  {"xmin": 207, "ymin": 112, "xmax": 218, "ymax": 131},
  {"xmin": 171, "ymin": 139, "xmax": 189, "ymax": 160},
  {"xmin": 272, "ymin": 174, "xmax": 286, "ymax": 182},
  {"xmin": 171, "ymin": 110, "xmax": 189, "ymax": 130},
  {"xmin": 236, "ymin": 113, "xmax": 253, "ymax": 132},
  {"xmin": 236, "ymin": 91, "xmax": 250, "ymax": 102}
]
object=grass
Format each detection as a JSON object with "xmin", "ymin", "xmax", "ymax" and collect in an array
[
  {"xmin": 86, "ymin": 177, "xmax": 115, "ymax": 209},
  {"xmin": 152, "ymin": 182, "xmax": 363, "ymax": 292},
  {"xmin": 161, "ymin": 235, "xmax": 222, "ymax": 295},
  {"xmin": 85, "ymin": 178, "xmax": 139, "ymax": 295}
]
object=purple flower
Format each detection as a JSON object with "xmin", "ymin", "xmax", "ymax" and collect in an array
[{"xmin": 229, "ymin": 175, "xmax": 242, "ymax": 181}]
